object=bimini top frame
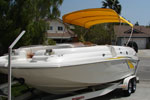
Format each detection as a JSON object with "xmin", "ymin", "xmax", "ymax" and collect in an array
[{"xmin": 63, "ymin": 8, "xmax": 133, "ymax": 28}]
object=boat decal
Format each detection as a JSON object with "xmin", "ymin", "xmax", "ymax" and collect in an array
[
  {"xmin": 127, "ymin": 60, "xmax": 134, "ymax": 69},
  {"xmin": 106, "ymin": 56, "xmax": 129, "ymax": 60}
]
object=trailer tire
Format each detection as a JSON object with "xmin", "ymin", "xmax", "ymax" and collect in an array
[
  {"xmin": 124, "ymin": 80, "xmax": 132, "ymax": 96},
  {"xmin": 131, "ymin": 78, "xmax": 136, "ymax": 93},
  {"xmin": 127, "ymin": 41, "xmax": 138, "ymax": 53}
]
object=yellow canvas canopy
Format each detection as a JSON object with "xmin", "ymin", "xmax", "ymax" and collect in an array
[{"xmin": 63, "ymin": 8, "xmax": 133, "ymax": 28}]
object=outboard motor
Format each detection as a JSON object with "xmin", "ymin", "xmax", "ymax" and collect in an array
[{"xmin": 127, "ymin": 41, "xmax": 138, "ymax": 53}]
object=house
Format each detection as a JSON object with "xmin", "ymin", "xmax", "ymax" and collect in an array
[
  {"xmin": 114, "ymin": 25, "xmax": 150, "ymax": 49},
  {"xmin": 46, "ymin": 19, "xmax": 76, "ymax": 43}
]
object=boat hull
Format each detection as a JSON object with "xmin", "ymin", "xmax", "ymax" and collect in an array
[{"xmin": 0, "ymin": 59, "xmax": 138, "ymax": 94}]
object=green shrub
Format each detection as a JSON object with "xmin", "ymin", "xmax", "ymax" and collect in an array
[{"xmin": 43, "ymin": 38, "xmax": 56, "ymax": 45}]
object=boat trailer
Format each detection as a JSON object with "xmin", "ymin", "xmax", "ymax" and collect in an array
[{"xmin": 0, "ymin": 75, "xmax": 139, "ymax": 100}]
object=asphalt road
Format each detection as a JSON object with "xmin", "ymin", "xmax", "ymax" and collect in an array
[{"xmin": 91, "ymin": 57, "xmax": 150, "ymax": 100}]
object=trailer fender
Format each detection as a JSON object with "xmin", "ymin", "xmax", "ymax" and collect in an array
[{"xmin": 121, "ymin": 75, "xmax": 136, "ymax": 90}]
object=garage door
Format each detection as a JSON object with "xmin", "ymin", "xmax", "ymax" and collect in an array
[{"xmin": 121, "ymin": 38, "xmax": 146, "ymax": 49}]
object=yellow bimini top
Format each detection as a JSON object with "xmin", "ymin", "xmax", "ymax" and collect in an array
[{"xmin": 63, "ymin": 8, "xmax": 133, "ymax": 28}]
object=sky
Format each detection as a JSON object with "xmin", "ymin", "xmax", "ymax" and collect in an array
[{"xmin": 60, "ymin": 0, "xmax": 150, "ymax": 26}]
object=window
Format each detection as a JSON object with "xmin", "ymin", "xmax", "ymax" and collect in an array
[
  {"xmin": 50, "ymin": 26, "xmax": 53, "ymax": 30},
  {"xmin": 58, "ymin": 26, "xmax": 63, "ymax": 31}
]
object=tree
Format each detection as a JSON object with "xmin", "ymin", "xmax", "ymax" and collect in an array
[
  {"xmin": 85, "ymin": 24, "xmax": 114, "ymax": 45},
  {"xmin": 72, "ymin": 23, "xmax": 114, "ymax": 45},
  {"xmin": 102, "ymin": 0, "xmax": 122, "ymax": 14},
  {"xmin": 101, "ymin": 0, "xmax": 121, "ymax": 44},
  {"xmin": 72, "ymin": 26, "xmax": 87, "ymax": 42},
  {"xmin": 135, "ymin": 21, "xmax": 139, "ymax": 26},
  {"xmin": 0, "ymin": 0, "xmax": 63, "ymax": 55},
  {"xmin": 49, "ymin": 0, "xmax": 64, "ymax": 19}
]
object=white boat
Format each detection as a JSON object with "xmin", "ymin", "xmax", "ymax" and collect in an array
[{"xmin": 0, "ymin": 8, "xmax": 139, "ymax": 94}]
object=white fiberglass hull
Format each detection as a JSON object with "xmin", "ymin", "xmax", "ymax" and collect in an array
[
  {"xmin": 0, "ymin": 59, "xmax": 138, "ymax": 94},
  {"xmin": 0, "ymin": 44, "xmax": 139, "ymax": 94}
]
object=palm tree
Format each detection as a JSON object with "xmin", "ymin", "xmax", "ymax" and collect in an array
[
  {"xmin": 101, "ymin": 0, "xmax": 122, "ymax": 44},
  {"xmin": 102, "ymin": 0, "xmax": 122, "ymax": 14},
  {"xmin": 135, "ymin": 21, "xmax": 139, "ymax": 26}
]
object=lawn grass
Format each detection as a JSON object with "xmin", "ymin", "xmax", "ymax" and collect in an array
[
  {"xmin": 1, "ymin": 83, "xmax": 29, "ymax": 100},
  {"xmin": 12, "ymin": 83, "xmax": 29, "ymax": 97}
]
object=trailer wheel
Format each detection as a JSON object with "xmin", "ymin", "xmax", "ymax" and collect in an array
[
  {"xmin": 131, "ymin": 78, "xmax": 136, "ymax": 93},
  {"xmin": 124, "ymin": 80, "xmax": 132, "ymax": 96}
]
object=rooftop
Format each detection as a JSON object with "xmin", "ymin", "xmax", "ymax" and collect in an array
[{"xmin": 114, "ymin": 25, "xmax": 150, "ymax": 38}]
